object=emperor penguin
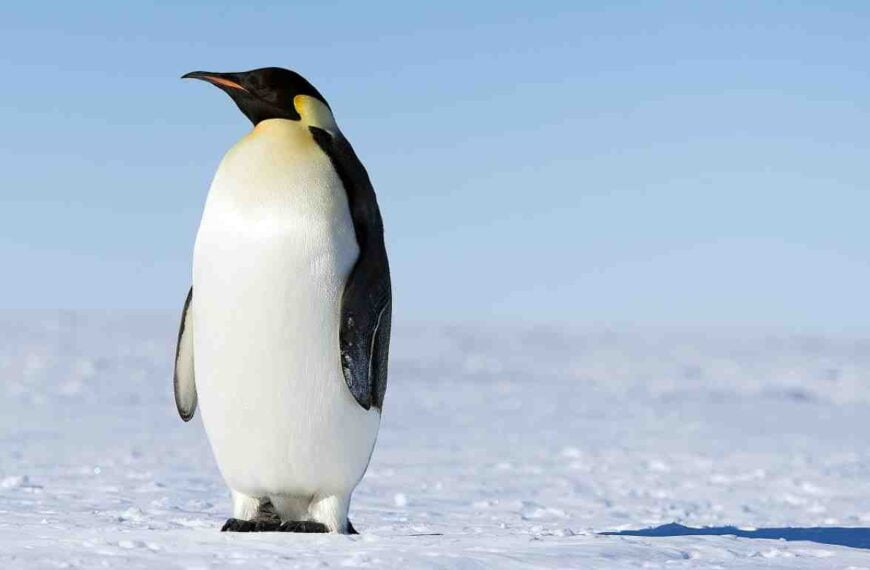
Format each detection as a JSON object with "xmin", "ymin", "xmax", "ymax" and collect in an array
[{"xmin": 174, "ymin": 67, "xmax": 391, "ymax": 534}]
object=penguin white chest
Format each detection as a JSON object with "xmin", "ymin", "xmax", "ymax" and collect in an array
[{"xmin": 192, "ymin": 119, "xmax": 380, "ymax": 498}]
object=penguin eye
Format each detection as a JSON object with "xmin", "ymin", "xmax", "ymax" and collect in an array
[
  {"xmin": 247, "ymin": 74, "xmax": 265, "ymax": 91},
  {"xmin": 250, "ymin": 71, "xmax": 291, "ymax": 106},
  {"xmin": 261, "ymin": 87, "xmax": 285, "ymax": 106}
]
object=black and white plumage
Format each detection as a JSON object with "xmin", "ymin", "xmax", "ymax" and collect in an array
[{"xmin": 174, "ymin": 68, "xmax": 391, "ymax": 533}]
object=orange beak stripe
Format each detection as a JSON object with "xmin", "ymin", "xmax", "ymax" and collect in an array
[{"xmin": 202, "ymin": 76, "xmax": 248, "ymax": 92}]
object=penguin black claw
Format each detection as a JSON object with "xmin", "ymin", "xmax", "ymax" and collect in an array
[
  {"xmin": 221, "ymin": 518, "xmax": 253, "ymax": 532},
  {"xmin": 277, "ymin": 520, "xmax": 329, "ymax": 533},
  {"xmin": 221, "ymin": 518, "xmax": 282, "ymax": 532}
]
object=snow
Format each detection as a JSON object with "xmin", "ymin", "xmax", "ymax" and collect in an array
[{"xmin": 3, "ymin": 312, "xmax": 870, "ymax": 568}]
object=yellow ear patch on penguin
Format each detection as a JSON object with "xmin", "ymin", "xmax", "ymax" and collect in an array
[{"xmin": 294, "ymin": 95, "xmax": 338, "ymax": 133}]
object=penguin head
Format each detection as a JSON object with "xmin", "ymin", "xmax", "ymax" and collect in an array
[{"xmin": 182, "ymin": 67, "xmax": 337, "ymax": 131}]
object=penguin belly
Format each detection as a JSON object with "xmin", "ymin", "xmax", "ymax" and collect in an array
[{"xmin": 192, "ymin": 119, "xmax": 380, "ymax": 502}]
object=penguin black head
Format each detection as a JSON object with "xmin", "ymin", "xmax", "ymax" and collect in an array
[{"xmin": 182, "ymin": 67, "xmax": 331, "ymax": 126}]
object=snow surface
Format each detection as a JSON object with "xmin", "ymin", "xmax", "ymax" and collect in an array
[{"xmin": 3, "ymin": 312, "xmax": 870, "ymax": 568}]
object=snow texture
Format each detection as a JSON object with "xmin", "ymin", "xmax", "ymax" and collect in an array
[{"xmin": 3, "ymin": 312, "xmax": 870, "ymax": 568}]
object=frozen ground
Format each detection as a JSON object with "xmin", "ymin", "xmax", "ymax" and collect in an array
[{"xmin": 3, "ymin": 312, "xmax": 870, "ymax": 568}]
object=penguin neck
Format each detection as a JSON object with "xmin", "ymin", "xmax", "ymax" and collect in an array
[
  {"xmin": 248, "ymin": 119, "xmax": 313, "ymax": 150},
  {"xmin": 213, "ymin": 118, "xmax": 338, "ymax": 213}
]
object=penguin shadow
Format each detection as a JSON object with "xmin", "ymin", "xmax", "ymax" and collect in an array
[{"xmin": 600, "ymin": 522, "xmax": 870, "ymax": 550}]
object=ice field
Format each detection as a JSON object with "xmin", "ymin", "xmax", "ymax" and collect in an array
[{"xmin": 3, "ymin": 312, "xmax": 870, "ymax": 568}]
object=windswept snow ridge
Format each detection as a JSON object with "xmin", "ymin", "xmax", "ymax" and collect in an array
[{"xmin": 2, "ymin": 313, "xmax": 870, "ymax": 568}]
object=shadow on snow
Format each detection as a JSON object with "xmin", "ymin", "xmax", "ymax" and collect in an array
[{"xmin": 601, "ymin": 522, "xmax": 870, "ymax": 550}]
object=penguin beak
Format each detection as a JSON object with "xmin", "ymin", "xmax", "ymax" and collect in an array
[{"xmin": 182, "ymin": 71, "xmax": 249, "ymax": 93}]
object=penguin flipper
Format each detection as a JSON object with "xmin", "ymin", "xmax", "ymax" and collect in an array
[
  {"xmin": 340, "ymin": 276, "xmax": 391, "ymax": 411},
  {"xmin": 173, "ymin": 287, "xmax": 197, "ymax": 421},
  {"xmin": 309, "ymin": 126, "xmax": 391, "ymax": 411}
]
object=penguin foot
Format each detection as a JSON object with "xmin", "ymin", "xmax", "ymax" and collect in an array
[
  {"xmin": 253, "ymin": 499, "xmax": 282, "ymax": 526},
  {"xmin": 347, "ymin": 520, "xmax": 359, "ymax": 535},
  {"xmin": 277, "ymin": 520, "xmax": 329, "ymax": 533},
  {"xmin": 221, "ymin": 518, "xmax": 282, "ymax": 532}
]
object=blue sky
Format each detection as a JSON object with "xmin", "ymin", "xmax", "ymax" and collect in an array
[{"xmin": 1, "ymin": 2, "xmax": 869, "ymax": 328}]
